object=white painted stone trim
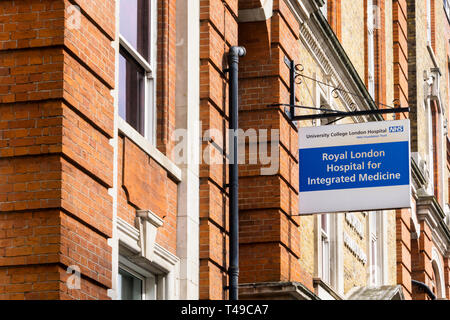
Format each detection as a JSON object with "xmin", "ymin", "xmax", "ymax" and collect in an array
[
  {"xmin": 107, "ymin": 0, "xmax": 121, "ymax": 300},
  {"xmin": 238, "ymin": 0, "xmax": 273, "ymax": 22},
  {"xmin": 137, "ymin": 209, "xmax": 164, "ymax": 227},
  {"xmin": 175, "ymin": 0, "xmax": 200, "ymax": 299},
  {"xmin": 136, "ymin": 210, "xmax": 164, "ymax": 261},
  {"xmin": 117, "ymin": 217, "xmax": 180, "ymax": 300},
  {"xmin": 118, "ymin": 117, "xmax": 182, "ymax": 182},
  {"xmin": 117, "ymin": 217, "xmax": 141, "ymax": 253},
  {"xmin": 432, "ymin": 247, "xmax": 446, "ymax": 299}
]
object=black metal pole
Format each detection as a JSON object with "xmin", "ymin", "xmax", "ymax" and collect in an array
[
  {"xmin": 412, "ymin": 280, "xmax": 437, "ymax": 300},
  {"xmin": 228, "ymin": 46, "xmax": 246, "ymax": 301}
]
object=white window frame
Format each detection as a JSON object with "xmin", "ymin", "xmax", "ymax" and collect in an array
[
  {"xmin": 367, "ymin": 0, "xmax": 375, "ymax": 98},
  {"xmin": 427, "ymin": 99, "xmax": 435, "ymax": 194},
  {"xmin": 118, "ymin": 256, "xmax": 159, "ymax": 300},
  {"xmin": 367, "ymin": 211, "xmax": 388, "ymax": 286},
  {"xmin": 118, "ymin": 0, "xmax": 158, "ymax": 145},
  {"xmin": 320, "ymin": 214, "xmax": 331, "ymax": 284},
  {"xmin": 445, "ymin": 0, "xmax": 450, "ymax": 23},
  {"xmin": 368, "ymin": 212, "xmax": 378, "ymax": 285},
  {"xmin": 115, "ymin": 217, "xmax": 180, "ymax": 300}
]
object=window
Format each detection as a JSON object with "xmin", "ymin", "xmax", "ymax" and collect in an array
[
  {"xmin": 321, "ymin": 214, "xmax": 331, "ymax": 284},
  {"xmin": 427, "ymin": 100, "xmax": 435, "ymax": 194},
  {"xmin": 117, "ymin": 257, "xmax": 158, "ymax": 300},
  {"xmin": 367, "ymin": 0, "xmax": 375, "ymax": 97},
  {"xmin": 119, "ymin": 0, "xmax": 156, "ymax": 141},
  {"xmin": 118, "ymin": 268, "xmax": 145, "ymax": 300},
  {"xmin": 368, "ymin": 212, "xmax": 378, "ymax": 285}
]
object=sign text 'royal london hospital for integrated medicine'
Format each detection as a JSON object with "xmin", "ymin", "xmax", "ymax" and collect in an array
[{"xmin": 298, "ymin": 120, "xmax": 411, "ymax": 214}]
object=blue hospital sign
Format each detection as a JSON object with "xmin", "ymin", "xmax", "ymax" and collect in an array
[{"xmin": 298, "ymin": 120, "xmax": 411, "ymax": 214}]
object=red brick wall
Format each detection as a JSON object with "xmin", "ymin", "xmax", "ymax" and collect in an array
[
  {"xmin": 117, "ymin": 135, "xmax": 179, "ymax": 255},
  {"xmin": 1, "ymin": 0, "xmax": 180, "ymax": 299},
  {"xmin": 0, "ymin": 0, "xmax": 114, "ymax": 299},
  {"xmin": 199, "ymin": 0, "xmax": 238, "ymax": 300},
  {"xmin": 411, "ymin": 220, "xmax": 434, "ymax": 299},
  {"xmin": 115, "ymin": 2, "xmax": 179, "ymax": 256},
  {"xmin": 327, "ymin": 0, "xmax": 342, "ymax": 41},
  {"xmin": 393, "ymin": 0, "xmax": 408, "ymax": 115},
  {"xmin": 393, "ymin": 0, "xmax": 411, "ymax": 300},
  {"xmin": 396, "ymin": 208, "xmax": 412, "ymax": 299},
  {"xmin": 363, "ymin": 0, "xmax": 387, "ymax": 111},
  {"xmin": 444, "ymin": 257, "xmax": 450, "ymax": 298},
  {"xmin": 236, "ymin": 0, "xmax": 313, "ymax": 290},
  {"xmin": 156, "ymin": 0, "xmax": 177, "ymax": 158}
]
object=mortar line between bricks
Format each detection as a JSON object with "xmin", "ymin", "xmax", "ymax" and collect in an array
[
  {"xmin": 207, "ymin": 57, "xmax": 228, "ymax": 80},
  {"xmin": 273, "ymin": 9, "xmax": 300, "ymax": 42},
  {"xmin": 67, "ymin": 0, "xmax": 115, "ymax": 42},
  {"xmin": 200, "ymin": 96, "xmax": 230, "ymax": 120},
  {"xmin": 240, "ymin": 207, "xmax": 301, "ymax": 227},
  {"xmin": 62, "ymin": 97, "xmax": 113, "ymax": 139},
  {"xmin": 54, "ymin": 262, "xmax": 110, "ymax": 290},
  {"xmin": 60, "ymin": 153, "xmax": 112, "ymax": 190},
  {"xmin": 199, "ymin": 256, "xmax": 228, "ymax": 273},
  {"xmin": 199, "ymin": 176, "xmax": 229, "ymax": 196},
  {"xmin": 240, "ymin": 73, "xmax": 290, "ymax": 91},
  {"xmin": 0, "ymin": 150, "xmax": 115, "ymax": 191},
  {"xmin": 238, "ymin": 173, "xmax": 299, "ymax": 195},
  {"xmin": 0, "ymin": 262, "xmax": 110, "ymax": 290},
  {"xmin": 0, "ymin": 206, "xmax": 110, "ymax": 241},
  {"xmin": 0, "ymin": 44, "xmax": 113, "ymax": 91},
  {"xmin": 0, "ymin": 262, "xmax": 59, "ymax": 272},
  {"xmin": 240, "ymin": 241, "xmax": 301, "ymax": 260},
  {"xmin": 199, "ymin": 216, "xmax": 229, "ymax": 235},
  {"xmin": 60, "ymin": 208, "xmax": 110, "ymax": 240},
  {"xmin": 62, "ymin": 46, "xmax": 114, "ymax": 90}
]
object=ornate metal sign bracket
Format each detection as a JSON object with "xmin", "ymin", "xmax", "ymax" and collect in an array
[{"xmin": 274, "ymin": 57, "xmax": 410, "ymax": 123}]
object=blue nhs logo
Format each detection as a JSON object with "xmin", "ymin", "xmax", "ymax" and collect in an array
[{"xmin": 389, "ymin": 126, "xmax": 404, "ymax": 133}]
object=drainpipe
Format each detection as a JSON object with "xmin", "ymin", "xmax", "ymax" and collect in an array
[
  {"xmin": 412, "ymin": 279, "xmax": 437, "ymax": 300},
  {"xmin": 228, "ymin": 46, "xmax": 246, "ymax": 301}
]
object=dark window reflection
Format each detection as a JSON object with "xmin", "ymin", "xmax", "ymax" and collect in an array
[
  {"xmin": 118, "ymin": 268, "xmax": 143, "ymax": 300},
  {"xmin": 119, "ymin": 0, "xmax": 150, "ymax": 61},
  {"xmin": 118, "ymin": 48, "xmax": 145, "ymax": 135}
]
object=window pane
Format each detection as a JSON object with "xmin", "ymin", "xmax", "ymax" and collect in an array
[
  {"xmin": 370, "ymin": 212, "xmax": 377, "ymax": 234},
  {"xmin": 120, "ymin": 0, "xmax": 150, "ymax": 61},
  {"xmin": 371, "ymin": 239, "xmax": 377, "ymax": 285},
  {"xmin": 119, "ymin": 50, "xmax": 146, "ymax": 135},
  {"xmin": 321, "ymin": 214, "xmax": 328, "ymax": 233},
  {"xmin": 118, "ymin": 268, "xmax": 143, "ymax": 300},
  {"xmin": 322, "ymin": 239, "xmax": 330, "ymax": 283}
]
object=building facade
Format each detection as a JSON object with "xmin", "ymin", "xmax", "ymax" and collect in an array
[{"xmin": 0, "ymin": 0, "xmax": 449, "ymax": 300}]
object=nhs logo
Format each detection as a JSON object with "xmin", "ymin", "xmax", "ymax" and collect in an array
[{"xmin": 389, "ymin": 126, "xmax": 404, "ymax": 133}]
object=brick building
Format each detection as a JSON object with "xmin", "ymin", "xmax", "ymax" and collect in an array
[{"xmin": 0, "ymin": 0, "xmax": 449, "ymax": 300}]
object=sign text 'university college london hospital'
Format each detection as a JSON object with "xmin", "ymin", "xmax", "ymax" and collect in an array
[{"xmin": 298, "ymin": 119, "xmax": 411, "ymax": 214}]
